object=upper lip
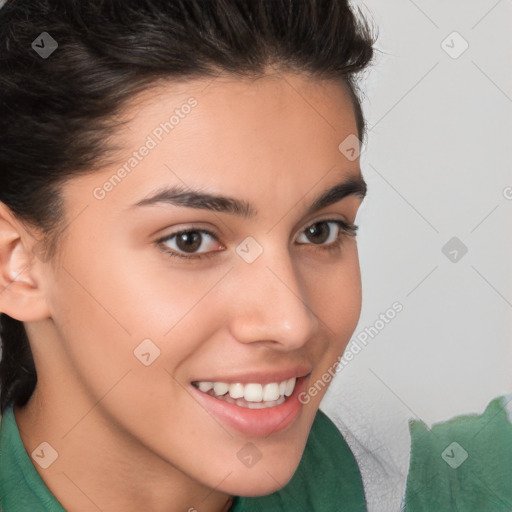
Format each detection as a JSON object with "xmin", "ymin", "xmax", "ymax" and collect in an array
[{"xmin": 191, "ymin": 365, "xmax": 312, "ymax": 385}]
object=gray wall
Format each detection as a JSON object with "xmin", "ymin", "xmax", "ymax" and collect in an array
[{"xmin": 321, "ymin": 1, "xmax": 512, "ymax": 510}]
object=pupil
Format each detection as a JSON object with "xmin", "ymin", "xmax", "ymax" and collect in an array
[{"xmin": 177, "ymin": 232, "xmax": 201, "ymax": 252}]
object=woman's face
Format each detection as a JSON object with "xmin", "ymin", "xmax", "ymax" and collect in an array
[{"xmin": 32, "ymin": 72, "xmax": 365, "ymax": 497}]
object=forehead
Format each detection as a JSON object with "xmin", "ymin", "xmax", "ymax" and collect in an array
[
  {"xmin": 63, "ymin": 72, "xmax": 361, "ymax": 218},
  {"xmin": 118, "ymin": 70, "xmax": 358, "ymax": 155}
]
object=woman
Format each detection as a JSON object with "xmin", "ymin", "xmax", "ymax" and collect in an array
[{"xmin": 0, "ymin": 0, "xmax": 375, "ymax": 510}]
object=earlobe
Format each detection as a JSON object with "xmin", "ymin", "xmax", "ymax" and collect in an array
[{"xmin": 0, "ymin": 202, "xmax": 51, "ymax": 322}]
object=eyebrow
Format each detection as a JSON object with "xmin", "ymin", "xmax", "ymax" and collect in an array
[{"xmin": 132, "ymin": 175, "xmax": 367, "ymax": 218}]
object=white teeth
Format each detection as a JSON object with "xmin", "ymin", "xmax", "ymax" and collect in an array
[
  {"xmin": 228, "ymin": 383, "xmax": 245, "ymax": 399},
  {"xmin": 263, "ymin": 383, "xmax": 280, "ymax": 402},
  {"xmin": 194, "ymin": 377, "xmax": 297, "ymax": 403},
  {"xmin": 213, "ymin": 382, "xmax": 229, "ymax": 396},
  {"xmin": 198, "ymin": 381, "xmax": 213, "ymax": 393},
  {"xmin": 284, "ymin": 377, "xmax": 296, "ymax": 397},
  {"xmin": 244, "ymin": 383, "xmax": 263, "ymax": 402}
]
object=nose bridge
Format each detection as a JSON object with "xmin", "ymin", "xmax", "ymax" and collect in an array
[{"xmin": 228, "ymin": 242, "xmax": 320, "ymax": 349}]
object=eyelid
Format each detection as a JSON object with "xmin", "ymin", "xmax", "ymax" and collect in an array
[
  {"xmin": 155, "ymin": 227, "xmax": 222, "ymax": 250},
  {"xmin": 154, "ymin": 216, "xmax": 354, "ymax": 244},
  {"xmin": 295, "ymin": 213, "xmax": 357, "ymax": 237},
  {"xmin": 155, "ymin": 216, "xmax": 358, "ymax": 261}
]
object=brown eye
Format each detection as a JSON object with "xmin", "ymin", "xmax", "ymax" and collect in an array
[
  {"xmin": 158, "ymin": 228, "xmax": 221, "ymax": 260},
  {"xmin": 297, "ymin": 220, "xmax": 345, "ymax": 246},
  {"xmin": 304, "ymin": 222, "xmax": 331, "ymax": 244},
  {"xmin": 175, "ymin": 231, "xmax": 203, "ymax": 253},
  {"xmin": 295, "ymin": 219, "xmax": 358, "ymax": 256},
  {"xmin": 157, "ymin": 219, "xmax": 358, "ymax": 262}
]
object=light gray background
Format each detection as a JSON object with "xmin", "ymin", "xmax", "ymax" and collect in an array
[{"xmin": 321, "ymin": 1, "xmax": 512, "ymax": 510}]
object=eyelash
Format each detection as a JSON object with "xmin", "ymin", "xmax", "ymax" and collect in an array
[{"xmin": 155, "ymin": 219, "xmax": 358, "ymax": 262}]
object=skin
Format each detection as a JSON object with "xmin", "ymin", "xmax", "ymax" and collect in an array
[{"xmin": 0, "ymin": 71, "xmax": 365, "ymax": 512}]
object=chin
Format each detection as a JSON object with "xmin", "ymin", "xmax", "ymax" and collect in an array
[{"xmin": 219, "ymin": 459, "xmax": 301, "ymax": 498}]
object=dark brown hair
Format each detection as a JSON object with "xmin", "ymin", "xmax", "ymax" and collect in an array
[{"xmin": 0, "ymin": 0, "xmax": 375, "ymax": 413}]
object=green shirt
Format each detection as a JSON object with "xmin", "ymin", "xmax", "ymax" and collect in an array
[
  {"xmin": 0, "ymin": 407, "xmax": 367, "ymax": 512},
  {"xmin": 404, "ymin": 395, "xmax": 512, "ymax": 512}
]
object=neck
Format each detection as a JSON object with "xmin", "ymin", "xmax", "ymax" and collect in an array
[{"xmin": 14, "ymin": 388, "xmax": 233, "ymax": 512}]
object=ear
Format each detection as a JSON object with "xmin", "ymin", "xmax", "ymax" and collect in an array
[{"xmin": 0, "ymin": 202, "xmax": 51, "ymax": 321}]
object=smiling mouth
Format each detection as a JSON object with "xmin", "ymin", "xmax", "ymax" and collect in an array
[{"xmin": 191, "ymin": 377, "xmax": 297, "ymax": 409}]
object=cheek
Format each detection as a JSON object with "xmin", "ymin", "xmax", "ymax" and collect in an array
[
  {"xmin": 47, "ymin": 240, "xmax": 232, "ymax": 387},
  {"xmin": 301, "ymin": 244, "xmax": 362, "ymax": 397},
  {"xmin": 307, "ymin": 243, "xmax": 362, "ymax": 338}
]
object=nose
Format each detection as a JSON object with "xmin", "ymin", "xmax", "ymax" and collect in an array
[{"xmin": 227, "ymin": 245, "xmax": 320, "ymax": 351}]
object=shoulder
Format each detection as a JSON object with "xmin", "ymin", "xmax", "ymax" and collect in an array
[
  {"xmin": 302, "ymin": 408, "xmax": 364, "ymax": 485},
  {"xmin": 0, "ymin": 406, "xmax": 66, "ymax": 512},
  {"xmin": 404, "ymin": 394, "xmax": 512, "ymax": 512},
  {"xmin": 231, "ymin": 408, "xmax": 367, "ymax": 512},
  {"xmin": 290, "ymin": 408, "xmax": 367, "ymax": 507}
]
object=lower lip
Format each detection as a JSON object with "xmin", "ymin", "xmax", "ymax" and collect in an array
[{"xmin": 190, "ymin": 376, "xmax": 309, "ymax": 437}]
